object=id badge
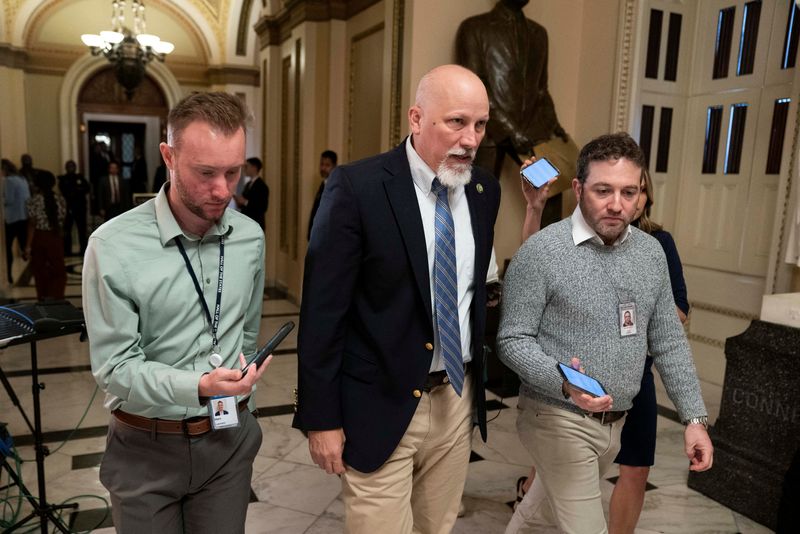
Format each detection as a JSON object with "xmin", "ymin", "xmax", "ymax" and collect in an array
[
  {"xmin": 208, "ymin": 395, "xmax": 240, "ymax": 430},
  {"xmin": 619, "ymin": 302, "xmax": 637, "ymax": 337}
]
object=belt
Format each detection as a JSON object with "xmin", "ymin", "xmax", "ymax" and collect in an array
[
  {"xmin": 422, "ymin": 361, "xmax": 472, "ymax": 392},
  {"xmin": 589, "ymin": 410, "xmax": 626, "ymax": 425},
  {"xmin": 113, "ymin": 398, "xmax": 250, "ymax": 437}
]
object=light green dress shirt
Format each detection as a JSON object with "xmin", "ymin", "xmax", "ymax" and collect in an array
[{"xmin": 83, "ymin": 185, "xmax": 265, "ymax": 419}]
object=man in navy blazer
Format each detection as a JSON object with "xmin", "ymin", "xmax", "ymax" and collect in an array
[{"xmin": 294, "ymin": 65, "xmax": 500, "ymax": 533}]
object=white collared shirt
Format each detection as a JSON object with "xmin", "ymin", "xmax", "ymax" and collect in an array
[
  {"xmin": 571, "ymin": 206, "xmax": 632, "ymax": 247},
  {"xmin": 405, "ymin": 137, "xmax": 475, "ymax": 371}
]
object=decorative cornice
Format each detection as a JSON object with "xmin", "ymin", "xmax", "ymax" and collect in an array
[
  {"xmin": 207, "ymin": 64, "xmax": 260, "ymax": 85},
  {"xmin": 612, "ymin": 0, "xmax": 636, "ymax": 132},
  {"xmin": 254, "ymin": 0, "xmax": 381, "ymax": 49},
  {"xmin": 0, "ymin": 43, "xmax": 26, "ymax": 69},
  {"xmin": 18, "ymin": 44, "xmax": 209, "ymax": 85}
]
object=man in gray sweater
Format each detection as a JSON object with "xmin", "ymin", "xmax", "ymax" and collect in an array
[{"xmin": 498, "ymin": 133, "xmax": 713, "ymax": 534}]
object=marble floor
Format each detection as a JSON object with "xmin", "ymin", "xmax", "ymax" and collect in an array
[{"xmin": 0, "ymin": 274, "xmax": 776, "ymax": 533}]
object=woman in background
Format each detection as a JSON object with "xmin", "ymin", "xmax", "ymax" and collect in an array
[
  {"xmin": 607, "ymin": 168, "xmax": 689, "ymax": 533},
  {"xmin": 24, "ymin": 172, "xmax": 67, "ymax": 300}
]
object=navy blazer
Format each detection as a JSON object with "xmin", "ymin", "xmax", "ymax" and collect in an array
[{"xmin": 293, "ymin": 141, "xmax": 501, "ymax": 473}]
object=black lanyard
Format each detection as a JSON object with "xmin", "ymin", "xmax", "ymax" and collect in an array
[{"xmin": 175, "ymin": 235, "xmax": 225, "ymax": 350}]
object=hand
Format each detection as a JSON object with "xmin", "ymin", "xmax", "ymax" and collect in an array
[
  {"xmin": 198, "ymin": 353, "xmax": 273, "ymax": 398},
  {"xmin": 684, "ymin": 423, "xmax": 714, "ymax": 471},
  {"xmin": 562, "ymin": 357, "xmax": 614, "ymax": 413},
  {"xmin": 234, "ymin": 194, "xmax": 247, "ymax": 207},
  {"xmin": 22, "ymin": 247, "xmax": 31, "ymax": 261},
  {"xmin": 520, "ymin": 158, "xmax": 555, "ymax": 212},
  {"xmin": 309, "ymin": 428, "xmax": 346, "ymax": 475}
]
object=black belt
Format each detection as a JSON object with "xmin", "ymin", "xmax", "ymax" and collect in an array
[
  {"xmin": 589, "ymin": 410, "xmax": 626, "ymax": 425},
  {"xmin": 422, "ymin": 361, "xmax": 472, "ymax": 392}
]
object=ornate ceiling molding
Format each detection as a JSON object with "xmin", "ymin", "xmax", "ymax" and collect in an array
[
  {"xmin": 0, "ymin": 43, "xmax": 27, "ymax": 68},
  {"xmin": 254, "ymin": 0, "xmax": 380, "ymax": 48},
  {"xmin": 207, "ymin": 64, "xmax": 260, "ymax": 85},
  {"xmin": 4, "ymin": 44, "xmax": 252, "ymax": 87}
]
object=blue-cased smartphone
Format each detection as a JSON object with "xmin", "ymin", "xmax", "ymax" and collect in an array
[
  {"xmin": 557, "ymin": 362, "xmax": 607, "ymax": 397},
  {"xmin": 521, "ymin": 157, "xmax": 560, "ymax": 188}
]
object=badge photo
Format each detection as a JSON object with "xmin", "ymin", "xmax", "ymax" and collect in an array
[
  {"xmin": 209, "ymin": 396, "xmax": 239, "ymax": 430},
  {"xmin": 619, "ymin": 301, "xmax": 637, "ymax": 337}
]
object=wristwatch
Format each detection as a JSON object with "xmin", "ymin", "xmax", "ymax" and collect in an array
[{"xmin": 682, "ymin": 416, "xmax": 708, "ymax": 429}]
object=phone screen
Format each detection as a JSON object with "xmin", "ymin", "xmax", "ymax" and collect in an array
[
  {"xmin": 521, "ymin": 157, "xmax": 560, "ymax": 188},
  {"xmin": 557, "ymin": 362, "xmax": 607, "ymax": 397}
]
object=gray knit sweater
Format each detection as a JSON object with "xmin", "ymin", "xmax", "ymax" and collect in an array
[{"xmin": 497, "ymin": 217, "xmax": 706, "ymax": 421}]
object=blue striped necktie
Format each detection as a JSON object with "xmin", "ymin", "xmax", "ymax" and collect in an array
[{"xmin": 431, "ymin": 177, "xmax": 464, "ymax": 396}]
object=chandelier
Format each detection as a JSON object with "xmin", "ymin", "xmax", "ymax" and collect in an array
[{"xmin": 81, "ymin": 0, "xmax": 174, "ymax": 100}]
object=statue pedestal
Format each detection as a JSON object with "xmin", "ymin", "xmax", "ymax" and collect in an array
[
  {"xmin": 760, "ymin": 292, "xmax": 800, "ymax": 328},
  {"xmin": 687, "ymin": 320, "xmax": 800, "ymax": 530}
]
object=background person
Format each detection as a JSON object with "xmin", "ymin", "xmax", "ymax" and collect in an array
[
  {"xmin": 24, "ymin": 172, "xmax": 66, "ymax": 299},
  {"xmin": 1, "ymin": 159, "xmax": 30, "ymax": 284},
  {"xmin": 58, "ymin": 160, "xmax": 91, "ymax": 256},
  {"xmin": 234, "ymin": 157, "xmax": 268, "ymax": 230},
  {"xmin": 608, "ymin": 168, "xmax": 689, "ymax": 534},
  {"xmin": 307, "ymin": 149, "xmax": 337, "ymax": 240},
  {"xmin": 97, "ymin": 161, "xmax": 130, "ymax": 220}
]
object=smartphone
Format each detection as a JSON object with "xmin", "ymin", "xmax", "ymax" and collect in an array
[
  {"xmin": 557, "ymin": 362, "xmax": 607, "ymax": 398},
  {"xmin": 241, "ymin": 321, "xmax": 295, "ymax": 377},
  {"xmin": 520, "ymin": 157, "xmax": 560, "ymax": 188}
]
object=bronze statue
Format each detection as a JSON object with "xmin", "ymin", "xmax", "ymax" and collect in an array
[{"xmin": 456, "ymin": 0, "xmax": 577, "ymax": 206}]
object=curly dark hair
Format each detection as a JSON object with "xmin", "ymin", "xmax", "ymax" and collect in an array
[{"xmin": 576, "ymin": 132, "xmax": 646, "ymax": 184}]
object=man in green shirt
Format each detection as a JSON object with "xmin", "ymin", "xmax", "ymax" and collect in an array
[{"xmin": 83, "ymin": 92, "xmax": 270, "ymax": 533}]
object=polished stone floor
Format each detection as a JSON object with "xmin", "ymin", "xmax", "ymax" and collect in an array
[{"xmin": 0, "ymin": 273, "xmax": 775, "ymax": 533}]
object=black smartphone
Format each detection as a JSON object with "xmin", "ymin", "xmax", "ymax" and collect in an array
[
  {"xmin": 520, "ymin": 157, "xmax": 560, "ymax": 188},
  {"xmin": 557, "ymin": 362, "xmax": 607, "ymax": 397},
  {"xmin": 241, "ymin": 321, "xmax": 295, "ymax": 377}
]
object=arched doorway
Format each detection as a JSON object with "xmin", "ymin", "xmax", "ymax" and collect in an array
[{"xmin": 77, "ymin": 67, "xmax": 168, "ymax": 201}]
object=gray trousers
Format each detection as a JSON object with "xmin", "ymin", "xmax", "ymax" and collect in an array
[{"xmin": 100, "ymin": 409, "xmax": 262, "ymax": 533}]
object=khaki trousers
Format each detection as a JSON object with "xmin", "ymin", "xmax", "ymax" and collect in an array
[
  {"xmin": 506, "ymin": 395, "xmax": 625, "ymax": 534},
  {"xmin": 342, "ymin": 375, "xmax": 474, "ymax": 534}
]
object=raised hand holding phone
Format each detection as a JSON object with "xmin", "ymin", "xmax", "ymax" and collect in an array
[
  {"xmin": 520, "ymin": 157, "xmax": 559, "ymax": 241},
  {"xmin": 520, "ymin": 156, "xmax": 560, "ymax": 189}
]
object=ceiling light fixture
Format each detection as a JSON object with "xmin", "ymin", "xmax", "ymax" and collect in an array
[{"xmin": 81, "ymin": 0, "xmax": 174, "ymax": 99}]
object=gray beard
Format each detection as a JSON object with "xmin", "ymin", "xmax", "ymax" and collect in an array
[{"xmin": 436, "ymin": 161, "xmax": 472, "ymax": 188}]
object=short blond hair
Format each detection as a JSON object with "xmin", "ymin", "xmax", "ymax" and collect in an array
[{"xmin": 167, "ymin": 92, "xmax": 252, "ymax": 147}]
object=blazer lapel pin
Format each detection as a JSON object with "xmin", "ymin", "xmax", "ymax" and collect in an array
[{"xmin": 476, "ymin": 183, "xmax": 484, "ymax": 194}]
